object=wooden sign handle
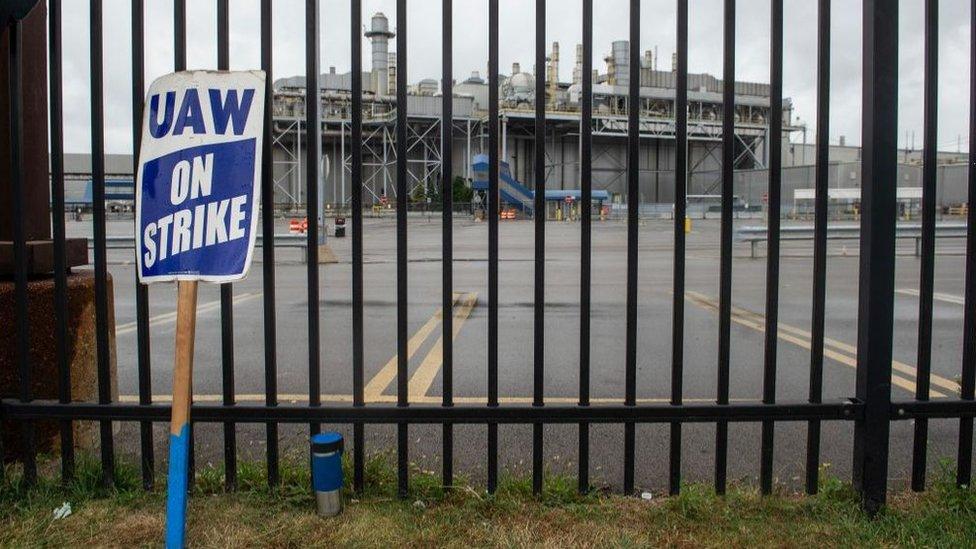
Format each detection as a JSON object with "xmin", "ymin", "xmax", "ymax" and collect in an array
[{"xmin": 165, "ymin": 280, "xmax": 198, "ymax": 549}]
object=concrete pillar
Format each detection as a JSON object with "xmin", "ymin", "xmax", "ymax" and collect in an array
[
  {"xmin": 0, "ymin": 3, "xmax": 49, "ymax": 244},
  {"xmin": 1, "ymin": 2, "xmax": 113, "ymax": 463},
  {"xmin": 0, "ymin": 2, "xmax": 86, "ymax": 272}
]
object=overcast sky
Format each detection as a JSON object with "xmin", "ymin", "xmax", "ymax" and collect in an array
[{"xmin": 55, "ymin": 0, "xmax": 972, "ymax": 156}]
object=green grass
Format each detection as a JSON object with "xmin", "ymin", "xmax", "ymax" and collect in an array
[{"xmin": 2, "ymin": 456, "xmax": 975, "ymax": 547}]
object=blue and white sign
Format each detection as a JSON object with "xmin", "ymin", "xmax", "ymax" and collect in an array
[{"xmin": 136, "ymin": 70, "xmax": 265, "ymax": 283}]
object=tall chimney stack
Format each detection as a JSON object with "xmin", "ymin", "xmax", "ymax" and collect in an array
[
  {"xmin": 365, "ymin": 12, "xmax": 395, "ymax": 95},
  {"xmin": 573, "ymin": 43, "xmax": 583, "ymax": 85},
  {"xmin": 548, "ymin": 42, "xmax": 559, "ymax": 91}
]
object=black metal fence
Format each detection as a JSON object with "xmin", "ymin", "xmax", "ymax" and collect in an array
[{"xmin": 1, "ymin": 0, "xmax": 975, "ymax": 515}]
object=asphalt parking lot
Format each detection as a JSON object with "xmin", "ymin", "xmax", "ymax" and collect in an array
[{"xmin": 70, "ymin": 214, "xmax": 970, "ymax": 492}]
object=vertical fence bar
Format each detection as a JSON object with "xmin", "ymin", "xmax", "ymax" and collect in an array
[
  {"xmin": 215, "ymin": 0, "xmax": 237, "ymax": 492},
  {"xmin": 174, "ymin": 0, "xmax": 185, "ymax": 69},
  {"xmin": 487, "ymin": 0, "xmax": 500, "ymax": 495},
  {"xmin": 90, "ymin": 0, "xmax": 115, "ymax": 487},
  {"xmin": 578, "ymin": 0, "xmax": 593, "ymax": 495},
  {"xmin": 760, "ymin": 0, "xmax": 784, "ymax": 496},
  {"xmin": 174, "ymin": 0, "xmax": 186, "ymax": 77},
  {"xmin": 173, "ymin": 0, "xmax": 185, "ymax": 70},
  {"xmin": 49, "ymin": 0, "xmax": 75, "ymax": 484},
  {"xmin": 956, "ymin": 0, "xmax": 976, "ymax": 486},
  {"xmin": 131, "ymin": 0, "xmax": 153, "ymax": 490},
  {"xmin": 396, "ymin": 0, "xmax": 409, "ymax": 499},
  {"xmin": 959, "ymin": 0, "xmax": 976, "ymax": 489},
  {"xmin": 441, "ymin": 0, "xmax": 455, "ymax": 488},
  {"xmin": 532, "ymin": 0, "xmax": 546, "ymax": 496},
  {"xmin": 219, "ymin": 285, "xmax": 236, "ymax": 482},
  {"xmin": 306, "ymin": 0, "xmax": 323, "ymax": 438},
  {"xmin": 8, "ymin": 17, "xmax": 36, "ymax": 487},
  {"xmin": 260, "ymin": 0, "xmax": 280, "ymax": 487},
  {"xmin": 623, "ymin": 0, "xmax": 640, "ymax": 496},
  {"xmin": 853, "ymin": 0, "xmax": 897, "ymax": 515},
  {"xmin": 173, "ymin": 0, "xmax": 194, "ymax": 489},
  {"xmin": 911, "ymin": 0, "xmax": 938, "ymax": 492},
  {"xmin": 670, "ymin": 0, "xmax": 688, "ymax": 497},
  {"xmin": 715, "ymin": 0, "xmax": 735, "ymax": 495},
  {"xmin": 351, "ymin": 0, "xmax": 366, "ymax": 494},
  {"xmin": 806, "ymin": 0, "xmax": 831, "ymax": 496}
]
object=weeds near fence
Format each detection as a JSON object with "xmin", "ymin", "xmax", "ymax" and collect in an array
[{"xmin": 2, "ymin": 454, "xmax": 975, "ymax": 547}]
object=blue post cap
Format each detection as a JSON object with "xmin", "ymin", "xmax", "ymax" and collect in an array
[{"xmin": 311, "ymin": 432, "xmax": 344, "ymax": 454}]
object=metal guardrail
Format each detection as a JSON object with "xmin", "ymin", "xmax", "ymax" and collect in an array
[{"xmin": 735, "ymin": 223, "xmax": 969, "ymax": 258}]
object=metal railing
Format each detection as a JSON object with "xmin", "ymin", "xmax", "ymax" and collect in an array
[
  {"xmin": 1, "ymin": 0, "xmax": 975, "ymax": 516},
  {"xmin": 735, "ymin": 223, "xmax": 970, "ymax": 258}
]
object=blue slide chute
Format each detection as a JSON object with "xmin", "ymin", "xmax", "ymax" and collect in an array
[
  {"xmin": 471, "ymin": 154, "xmax": 609, "ymax": 215},
  {"xmin": 471, "ymin": 154, "xmax": 534, "ymax": 213}
]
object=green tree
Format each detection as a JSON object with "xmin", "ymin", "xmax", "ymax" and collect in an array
[
  {"xmin": 452, "ymin": 176, "xmax": 473, "ymax": 203},
  {"xmin": 410, "ymin": 182, "xmax": 429, "ymax": 203}
]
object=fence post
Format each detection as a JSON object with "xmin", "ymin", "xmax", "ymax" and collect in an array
[{"xmin": 852, "ymin": 0, "xmax": 898, "ymax": 515}]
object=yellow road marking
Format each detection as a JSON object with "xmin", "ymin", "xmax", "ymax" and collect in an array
[
  {"xmin": 408, "ymin": 292, "xmax": 479, "ymax": 400},
  {"xmin": 115, "ymin": 292, "xmax": 259, "ymax": 336},
  {"xmin": 684, "ymin": 291, "xmax": 950, "ymax": 398},
  {"xmin": 749, "ymin": 305, "xmax": 958, "ymax": 394},
  {"xmin": 708, "ymin": 294, "xmax": 960, "ymax": 395},
  {"xmin": 688, "ymin": 292, "xmax": 960, "ymax": 396},
  {"xmin": 362, "ymin": 293, "xmax": 461, "ymax": 400}
]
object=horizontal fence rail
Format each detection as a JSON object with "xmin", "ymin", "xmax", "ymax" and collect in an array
[
  {"xmin": 2, "ymin": 400, "xmax": 864, "ymax": 423},
  {"xmin": 0, "ymin": 0, "xmax": 975, "ymax": 516}
]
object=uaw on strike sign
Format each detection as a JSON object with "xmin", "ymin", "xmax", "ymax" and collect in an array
[{"xmin": 136, "ymin": 71, "xmax": 265, "ymax": 283}]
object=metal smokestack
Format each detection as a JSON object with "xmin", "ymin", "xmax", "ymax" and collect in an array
[
  {"xmin": 365, "ymin": 12, "xmax": 395, "ymax": 95},
  {"xmin": 573, "ymin": 43, "xmax": 583, "ymax": 85},
  {"xmin": 549, "ymin": 41, "xmax": 559, "ymax": 85},
  {"xmin": 611, "ymin": 40, "xmax": 629, "ymax": 87},
  {"xmin": 388, "ymin": 52, "xmax": 397, "ymax": 95}
]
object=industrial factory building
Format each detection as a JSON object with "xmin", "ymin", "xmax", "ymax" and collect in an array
[
  {"xmin": 59, "ymin": 11, "xmax": 972, "ymax": 215},
  {"xmin": 269, "ymin": 11, "xmax": 798, "ymax": 210}
]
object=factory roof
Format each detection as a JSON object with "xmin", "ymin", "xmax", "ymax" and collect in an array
[{"xmin": 274, "ymin": 71, "xmax": 371, "ymax": 93}]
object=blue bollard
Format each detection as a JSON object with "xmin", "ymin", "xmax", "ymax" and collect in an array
[{"xmin": 310, "ymin": 432, "xmax": 344, "ymax": 516}]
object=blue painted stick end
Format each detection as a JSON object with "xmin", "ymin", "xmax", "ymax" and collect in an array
[{"xmin": 165, "ymin": 424, "xmax": 191, "ymax": 549}]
